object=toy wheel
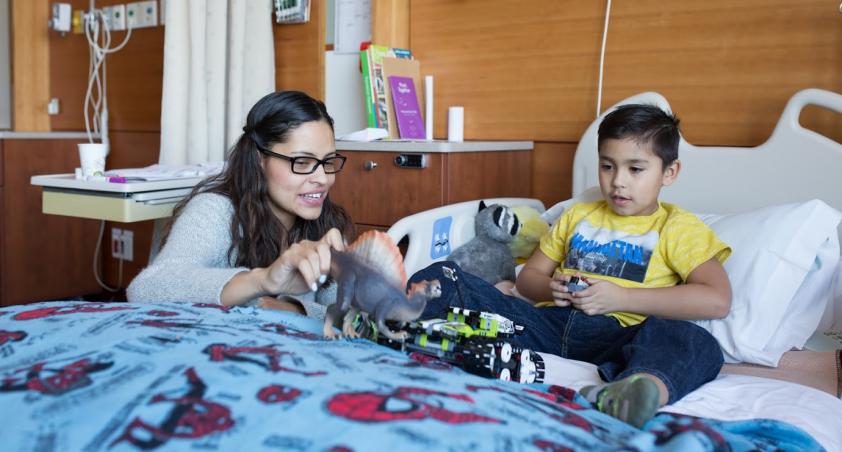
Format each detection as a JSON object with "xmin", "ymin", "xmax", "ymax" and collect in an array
[
  {"xmin": 498, "ymin": 368, "xmax": 512, "ymax": 381},
  {"xmin": 520, "ymin": 348, "xmax": 533, "ymax": 367},
  {"xmin": 499, "ymin": 342, "xmax": 513, "ymax": 363}
]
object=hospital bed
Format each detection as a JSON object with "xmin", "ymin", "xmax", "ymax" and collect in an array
[
  {"xmin": 387, "ymin": 88, "xmax": 842, "ymax": 449},
  {"xmin": 1, "ymin": 89, "xmax": 840, "ymax": 450}
]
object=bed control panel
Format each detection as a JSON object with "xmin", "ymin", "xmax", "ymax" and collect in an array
[{"xmin": 393, "ymin": 153, "xmax": 427, "ymax": 169}]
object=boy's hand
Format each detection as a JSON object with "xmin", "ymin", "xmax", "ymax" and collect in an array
[
  {"xmin": 549, "ymin": 271, "xmax": 573, "ymax": 307},
  {"xmin": 570, "ymin": 279, "xmax": 628, "ymax": 316}
]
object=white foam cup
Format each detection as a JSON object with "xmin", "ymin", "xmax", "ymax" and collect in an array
[{"xmin": 78, "ymin": 143, "xmax": 109, "ymax": 178}]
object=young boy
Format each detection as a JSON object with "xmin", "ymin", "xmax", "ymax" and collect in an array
[
  {"xmin": 411, "ymin": 104, "xmax": 731, "ymax": 429},
  {"xmin": 515, "ymin": 104, "xmax": 732, "ymax": 427}
]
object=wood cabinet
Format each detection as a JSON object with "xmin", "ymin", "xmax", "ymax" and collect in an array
[
  {"xmin": 1, "ymin": 137, "xmax": 101, "ymax": 306},
  {"xmin": 330, "ymin": 142, "xmax": 533, "ymax": 233}
]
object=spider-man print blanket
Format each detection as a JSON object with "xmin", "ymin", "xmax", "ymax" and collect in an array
[{"xmin": 0, "ymin": 301, "xmax": 820, "ymax": 451}]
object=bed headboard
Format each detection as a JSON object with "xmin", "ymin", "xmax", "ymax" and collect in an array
[
  {"xmin": 389, "ymin": 89, "xmax": 842, "ymax": 276},
  {"xmin": 572, "ymin": 88, "xmax": 842, "ymax": 243}
]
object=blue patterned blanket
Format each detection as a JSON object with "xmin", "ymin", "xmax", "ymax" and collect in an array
[{"xmin": 0, "ymin": 301, "xmax": 822, "ymax": 451}]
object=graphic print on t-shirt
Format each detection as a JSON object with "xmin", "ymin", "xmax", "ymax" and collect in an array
[{"xmin": 564, "ymin": 220, "xmax": 657, "ymax": 283}]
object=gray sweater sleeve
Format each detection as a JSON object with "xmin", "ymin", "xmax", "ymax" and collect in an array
[
  {"xmin": 126, "ymin": 192, "xmax": 329, "ymax": 319},
  {"xmin": 127, "ymin": 193, "xmax": 248, "ymax": 304}
]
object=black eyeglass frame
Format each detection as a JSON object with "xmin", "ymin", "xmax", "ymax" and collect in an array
[{"xmin": 257, "ymin": 145, "xmax": 347, "ymax": 175}]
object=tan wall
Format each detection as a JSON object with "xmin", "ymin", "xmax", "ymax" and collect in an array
[{"xmin": 410, "ymin": 0, "xmax": 842, "ymax": 204}]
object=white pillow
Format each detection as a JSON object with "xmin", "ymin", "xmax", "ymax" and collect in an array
[
  {"xmin": 694, "ymin": 200, "xmax": 841, "ymax": 366},
  {"xmin": 816, "ymin": 260, "xmax": 842, "ymax": 332}
]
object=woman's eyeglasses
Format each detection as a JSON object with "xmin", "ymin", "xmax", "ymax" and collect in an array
[{"xmin": 258, "ymin": 145, "xmax": 346, "ymax": 174}]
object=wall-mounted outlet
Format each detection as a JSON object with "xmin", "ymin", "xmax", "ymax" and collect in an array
[
  {"xmin": 103, "ymin": 4, "xmax": 127, "ymax": 31},
  {"xmin": 121, "ymin": 230, "xmax": 134, "ymax": 262},
  {"xmin": 47, "ymin": 98, "xmax": 60, "ymax": 115},
  {"xmin": 111, "ymin": 227, "xmax": 122, "ymax": 259},
  {"xmin": 49, "ymin": 3, "xmax": 72, "ymax": 33},
  {"xmin": 127, "ymin": 1, "xmax": 158, "ymax": 29},
  {"xmin": 111, "ymin": 228, "xmax": 134, "ymax": 262}
]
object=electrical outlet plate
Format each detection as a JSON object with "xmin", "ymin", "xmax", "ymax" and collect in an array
[
  {"xmin": 127, "ymin": 1, "xmax": 158, "ymax": 29},
  {"xmin": 108, "ymin": 4, "xmax": 127, "ymax": 31},
  {"xmin": 111, "ymin": 228, "xmax": 122, "ymax": 259},
  {"xmin": 110, "ymin": 228, "xmax": 134, "ymax": 261},
  {"xmin": 121, "ymin": 230, "xmax": 134, "ymax": 262},
  {"xmin": 47, "ymin": 98, "xmax": 60, "ymax": 115},
  {"xmin": 100, "ymin": 6, "xmax": 113, "ymax": 30}
]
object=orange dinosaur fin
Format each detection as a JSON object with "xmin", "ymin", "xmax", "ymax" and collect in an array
[{"xmin": 346, "ymin": 230, "xmax": 407, "ymax": 289}]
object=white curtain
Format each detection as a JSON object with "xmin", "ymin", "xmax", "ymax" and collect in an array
[{"xmin": 159, "ymin": 0, "xmax": 276, "ymax": 165}]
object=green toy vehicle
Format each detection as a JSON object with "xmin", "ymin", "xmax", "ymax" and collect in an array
[{"xmin": 358, "ymin": 307, "xmax": 544, "ymax": 384}]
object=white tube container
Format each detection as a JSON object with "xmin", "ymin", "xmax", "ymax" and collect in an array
[
  {"xmin": 425, "ymin": 75, "xmax": 434, "ymax": 140},
  {"xmin": 447, "ymin": 106, "xmax": 464, "ymax": 142}
]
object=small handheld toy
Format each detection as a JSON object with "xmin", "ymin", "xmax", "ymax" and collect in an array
[{"xmin": 567, "ymin": 276, "xmax": 589, "ymax": 293}]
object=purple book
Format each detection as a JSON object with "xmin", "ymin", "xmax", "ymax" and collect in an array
[{"xmin": 389, "ymin": 76, "xmax": 425, "ymax": 140}]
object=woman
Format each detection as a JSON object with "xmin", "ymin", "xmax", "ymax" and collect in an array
[{"xmin": 127, "ymin": 91, "xmax": 353, "ymax": 316}]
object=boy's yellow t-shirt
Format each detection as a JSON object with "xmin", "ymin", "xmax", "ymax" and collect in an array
[{"xmin": 538, "ymin": 201, "xmax": 731, "ymax": 327}]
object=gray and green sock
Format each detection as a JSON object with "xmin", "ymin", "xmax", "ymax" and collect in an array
[{"xmin": 580, "ymin": 375, "xmax": 660, "ymax": 429}]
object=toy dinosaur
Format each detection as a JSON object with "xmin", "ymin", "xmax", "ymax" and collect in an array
[{"xmin": 323, "ymin": 230, "xmax": 442, "ymax": 342}]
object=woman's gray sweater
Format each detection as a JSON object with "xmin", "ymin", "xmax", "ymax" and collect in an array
[{"xmin": 126, "ymin": 193, "xmax": 326, "ymax": 318}]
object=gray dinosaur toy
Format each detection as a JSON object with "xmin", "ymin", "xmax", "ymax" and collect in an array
[
  {"xmin": 449, "ymin": 201, "xmax": 521, "ymax": 285},
  {"xmin": 323, "ymin": 230, "xmax": 441, "ymax": 341}
]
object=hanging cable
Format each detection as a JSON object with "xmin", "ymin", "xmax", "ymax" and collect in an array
[
  {"xmin": 596, "ymin": 0, "xmax": 613, "ymax": 118},
  {"xmin": 82, "ymin": 2, "xmax": 133, "ymax": 293},
  {"xmin": 83, "ymin": 8, "xmax": 133, "ymax": 144},
  {"xmin": 93, "ymin": 220, "xmax": 123, "ymax": 292}
]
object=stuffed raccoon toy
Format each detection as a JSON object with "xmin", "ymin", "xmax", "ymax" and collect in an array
[{"xmin": 449, "ymin": 201, "xmax": 521, "ymax": 285}]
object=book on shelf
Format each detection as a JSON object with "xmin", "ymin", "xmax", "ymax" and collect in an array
[
  {"xmin": 389, "ymin": 76, "xmax": 425, "ymax": 140},
  {"xmin": 359, "ymin": 44, "xmax": 413, "ymax": 132},
  {"xmin": 381, "ymin": 56, "xmax": 424, "ymax": 139},
  {"xmin": 359, "ymin": 42, "xmax": 377, "ymax": 128}
]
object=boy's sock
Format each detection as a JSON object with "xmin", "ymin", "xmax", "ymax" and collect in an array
[{"xmin": 579, "ymin": 375, "xmax": 660, "ymax": 429}]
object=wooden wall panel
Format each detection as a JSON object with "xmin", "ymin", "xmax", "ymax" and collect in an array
[
  {"xmin": 372, "ymin": 0, "xmax": 410, "ymax": 49},
  {"xmin": 49, "ymin": 0, "xmax": 164, "ymax": 132},
  {"xmin": 410, "ymin": 0, "xmax": 842, "ymax": 146},
  {"xmin": 11, "ymin": 0, "xmax": 51, "ymax": 131},
  {"xmin": 274, "ymin": 0, "xmax": 326, "ymax": 98},
  {"xmin": 531, "ymin": 142, "xmax": 576, "ymax": 209},
  {"xmin": 2, "ymin": 139, "xmax": 101, "ymax": 305},
  {"xmin": 446, "ymin": 150, "xmax": 531, "ymax": 203}
]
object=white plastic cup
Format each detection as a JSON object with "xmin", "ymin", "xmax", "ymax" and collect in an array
[
  {"xmin": 78, "ymin": 143, "xmax": 109, "ymax": 179},
  {"xmin": 448, "ymin": 106, "xmax": 464, "ymax": 142}
]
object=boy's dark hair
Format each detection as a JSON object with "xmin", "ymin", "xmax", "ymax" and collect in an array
[{"xmin": 597, "ymin": 104, "xmax": 681, "ymax": 167}]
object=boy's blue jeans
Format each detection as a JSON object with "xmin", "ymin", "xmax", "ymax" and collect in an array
[{"xmin": 410, "ymin": 262, "xmax": 723, "ymax": 404}]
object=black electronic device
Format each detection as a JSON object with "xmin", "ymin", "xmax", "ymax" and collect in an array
[{"xmin": 393, "ymin": 153, "xmax": 427, "ymax": 169}]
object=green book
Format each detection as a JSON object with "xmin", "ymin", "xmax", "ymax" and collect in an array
[{"xmin": 360, "ymin": 47, "xmax": 378, "ymax": 128}]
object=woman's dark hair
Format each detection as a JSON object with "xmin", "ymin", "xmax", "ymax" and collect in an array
[
  {"xmin": 597, "ymin": 104, "xmax": 681, "ymax": 168},
  {"xmin": 163, "ymin": 91, "xmax": 354, "ymax": 268}
]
